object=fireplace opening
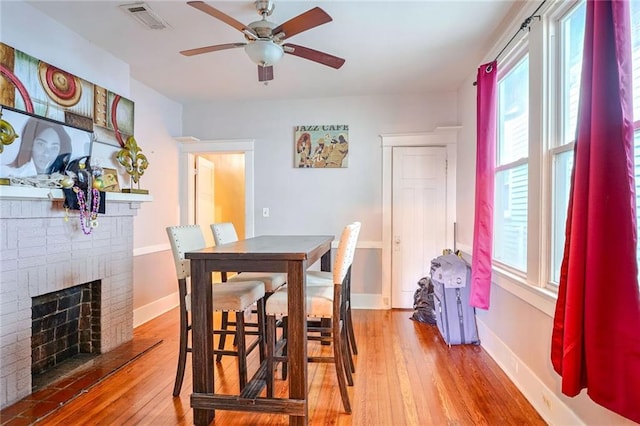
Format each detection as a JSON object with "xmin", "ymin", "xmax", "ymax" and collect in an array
[{"xmin": 31, "ymin": 280, "xmax": 101, "ymax": 390}]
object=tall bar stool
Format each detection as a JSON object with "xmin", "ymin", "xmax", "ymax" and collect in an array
[
  {"xmin": 210, "ymin": 222, "xmax": 287, "ymax": 361},
  {"xmin": 306, "ymin": 223, "xmax": 360, "ymax": 377},
  {"xmin": 166, "ymin": 225, "xmax": 266, "ymax": 396},
  {"xmin": 264, "ymin": 222, "xmax": 361, "ymax": 413}
]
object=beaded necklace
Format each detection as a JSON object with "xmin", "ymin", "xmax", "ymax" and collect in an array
[{"xmin": 73, "ymin": 186, "xmax": 100, "ymax": 235}]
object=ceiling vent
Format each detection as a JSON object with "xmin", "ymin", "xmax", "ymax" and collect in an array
[{"xmin": 119, "ymin": 2, "xmax": 171, "ymax": 30}]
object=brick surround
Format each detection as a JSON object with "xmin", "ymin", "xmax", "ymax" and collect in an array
[{"xmin": 0, "ymin": 193, "xmax": 145, "ymax": 408}]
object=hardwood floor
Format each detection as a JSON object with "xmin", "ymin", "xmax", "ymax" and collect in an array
[{"xmin": 35, "ymin": 308, "xmax": 545, "ymax": 425}]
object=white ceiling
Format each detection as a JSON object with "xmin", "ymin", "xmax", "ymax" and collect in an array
[{"xmin": 26, "ymin": 0, "xmax": 521, "ymax": 105}]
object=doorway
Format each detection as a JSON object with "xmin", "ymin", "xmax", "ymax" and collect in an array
[
  {"xmin": 179, "ymin": 139, "xmax": 256, "ymax": 238},
  {"xmin": 195, "ymin": 156, "xmax": 216, "ymax": 247},
  {"xmin": 381, "ymin": 132, "xmax": 457, "ymax": 309},
  {"xmin": 195, "ymin": 152, "xmax": 246, "ymax": 245}
]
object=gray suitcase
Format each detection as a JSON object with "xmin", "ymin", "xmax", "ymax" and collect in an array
[{"xmin": 430, "ymin": 255, "xmax": 480, "ymax": 345}]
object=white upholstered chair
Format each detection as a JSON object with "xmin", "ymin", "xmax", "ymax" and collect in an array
[
  {"xmin": 305, "ymin": 222, "xmax": 361, "ymax": 375},
  {"xmin": 166, "ymin": 225, "xmax": 266, "ymax": 396},
  {"xmin": 264, "ymin": 221, "xmax": 361, "ymax": 413},
  {"xmin": 210, "ymin": 222, "xmax": 288, "ymax": 362}
]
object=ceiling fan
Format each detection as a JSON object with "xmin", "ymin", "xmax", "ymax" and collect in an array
[{"xmin": 180, "ymin": 0, "xmax": 345, "ymax": 83}]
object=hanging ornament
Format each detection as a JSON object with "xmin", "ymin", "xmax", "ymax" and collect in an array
[{"xmin": 73, "ymin": 186, "xmax": 100, "ymax": 235}]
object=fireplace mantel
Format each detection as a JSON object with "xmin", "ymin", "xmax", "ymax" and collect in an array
[{"xmin": 0, "ymin": 185, "xmax": 153, "ymax": 203}]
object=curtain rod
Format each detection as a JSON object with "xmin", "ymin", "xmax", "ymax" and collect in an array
[{"xmin": 473, "ymin": 0, "xmax": 547, "ymax": 86}]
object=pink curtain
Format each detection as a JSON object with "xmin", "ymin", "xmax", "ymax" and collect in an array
[
  {"xmin": 470, "ymin": 61, "xmax": 497, "ymax": 310},
  {"xmin": 551, "ymin": 1, "xmax": 640, "ymax": 422}
]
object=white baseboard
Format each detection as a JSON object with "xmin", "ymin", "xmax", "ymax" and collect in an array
[
  {"xmin": 133, "ymin": 291, "xmax": 179, "ymax": 328},
  {"xmin": 476, "ymin": 318, "xmax": 583, "ymax": 426},
  {"xmin": 352, "ymin": 293, "xmax": 385, "ymax": 310}
]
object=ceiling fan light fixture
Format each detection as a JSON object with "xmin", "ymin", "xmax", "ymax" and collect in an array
[{"xmin": 244, "ymin": 40, "xmax": 284, "ymax": 66}]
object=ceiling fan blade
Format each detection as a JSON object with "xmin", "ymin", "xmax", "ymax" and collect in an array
[
  {"xmin": 258, "ymin": 66, "xmax": 274, "ymax": 82},
  {"xmin": 283, "ymin": 43, "xmax": 345, "ymax": 69},
  {"xmin": 180, "ymin": 42, "xmax": 246, "ymax": 57},
  {"xmin": 272, "ymin": 7, "xmax": 332, "ymax": 40},
  {"xmin": 187, "ymin": 1, "xmax": 257, "ymax": 39}
]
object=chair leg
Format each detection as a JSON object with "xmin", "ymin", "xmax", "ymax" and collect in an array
[
  {"xmin": 232, "ymin": 311, "xmax": 239, "ymax": 347},
  {"xmin": 333, "ymin": 319, "xmax": 351, "ymax": 413},
  {"xmin": 281, "ymin": 316, "xmax": 288, "ymax": 380},
  {"xmin": 257, "ymin": 297, "xmax": 266, "ymax": 363},
  {"xmin": 341, "ymin": 301, "xmax": 356, "ymax": 374},
  {"xmin": 342, "ymin": 324, "xmax": 354, "ymax": 386},
  {"xmin": 216, "ymin": 311, "xmax": 229, "ymax": 363},
  {"xmin": 266, "ymin": 314, "xmax": 276, "ymax": 398},
  {"xmin": 347, "ymin": 306, "xmax": 358, "ymax": 355},
  {"xmin": 173, "ymin": 311, "xmax": 189, "ymax": 397},
  {"xmin": 345, "ymin": 270, "xmax": 358, "ymax": 356},
  {"xmin": 320, "ymin": 318, "xmax": 331, "ymax": 345},
  {"xmin": 236, "ymin": 311, "xmax": 248, "ymax": 391}
]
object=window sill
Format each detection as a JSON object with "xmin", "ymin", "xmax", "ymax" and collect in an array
[{"xmin": 457, "ymin": 243, "xmax": 558, "ymax": 317}]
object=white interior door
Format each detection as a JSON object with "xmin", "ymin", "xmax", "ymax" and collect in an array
[
  {"xmin": 195, "ymin": 156, "xmax": 215, "ymax": 247},
  {"xmin": 392, "ymin": 146, "xmax": 448, "ymax": 308}
]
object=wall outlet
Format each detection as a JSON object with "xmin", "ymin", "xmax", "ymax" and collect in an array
[
  {"xmin": 542, "ymin": 394, "xmax": 552, "ymax": 411},
  {"xmin": 262, "ymin": 207, "xmax": 270, "ymax": 217}
]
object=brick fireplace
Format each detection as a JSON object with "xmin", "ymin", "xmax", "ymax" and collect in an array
[{"xmin": 0, "ymin": 187, "xmax": 149, "ymax": 408}]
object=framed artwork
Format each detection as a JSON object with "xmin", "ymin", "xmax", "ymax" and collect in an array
[
  {"xmin": 101, "ymin": 167, "xmax": 120, "ymax": 192},
  {"xmin": 0, "ymin": 42, "xmax": 134, "ymax": 148},
  {"xmin": 0, "ymin": 106, "xmax": 93, "ymax": 178},
  {"xmin": 294, "ymin": 125, "xmax": 349, "ymax": 168}
]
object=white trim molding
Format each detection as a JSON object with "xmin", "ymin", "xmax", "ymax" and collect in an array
[
  {"xmin": 133, "ymin": 291, "xmax": 179, "ymax": 327},
  {"xmin": 178, "ymin": 138, "xmax": 255, "ymax": 237},
  {"xmin": 331, "ymin": 240, "xmax": 382, "ymax": 249}
]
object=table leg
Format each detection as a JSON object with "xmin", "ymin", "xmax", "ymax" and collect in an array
[
  {"xmin": 191, "ymin": 260, "xmax": 215, "ymax": 425},
  {"xmin": 287, "ymin": 260, "xmax": 308, "ymax": 426},
  {"xmin": 320, "ymin": 243, "xmax": 333, "ymax": 344}
]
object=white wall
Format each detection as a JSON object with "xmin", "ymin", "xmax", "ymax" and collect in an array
[
  {"xmin": 0, "ymin": 1, "xmax": 182, "ymax": 321},
  {"xmin": 183, "ymin": 93, "xmax": 458, "ymax": 298}
]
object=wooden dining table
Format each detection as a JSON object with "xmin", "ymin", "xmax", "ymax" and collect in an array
[{"xmin": 185, "ymin": 234, "xmax": 334, "ymax": 426}]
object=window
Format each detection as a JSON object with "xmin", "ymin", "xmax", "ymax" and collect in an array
[
  {"xmin": 494, "ymin": 55, "xmax": 529, "ymax": 272},
  {"xmin": 491, "ymin": 0, "xmax": 640, "ymax": 291},
  {"xmin": 550, "ymin": 2, "xmax": 586, "ymax": 285},
  {"xmin": 547, "ymin": 1, "xmax": 640, "ymax": 287}
]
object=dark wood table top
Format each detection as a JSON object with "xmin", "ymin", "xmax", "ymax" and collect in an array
[{"xmin": 186, "ymin": 235, "xmax": 333, "ymax": 261}]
